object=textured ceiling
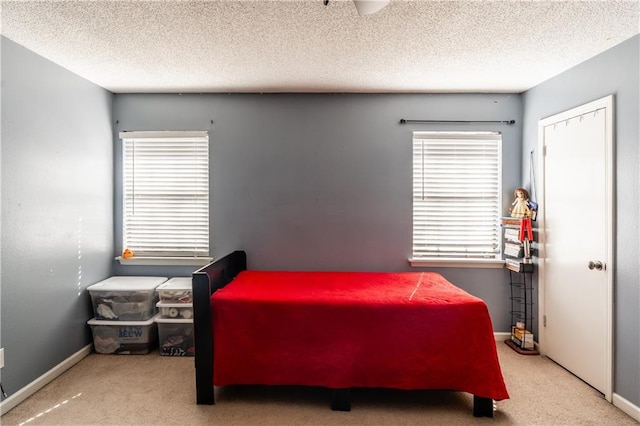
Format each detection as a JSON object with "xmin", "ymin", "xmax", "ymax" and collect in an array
[{"xmin": 1, "ymin": 0, "xmax": 639, "ymax": 93}]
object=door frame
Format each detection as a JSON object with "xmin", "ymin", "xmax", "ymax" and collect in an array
[{"xmin": 536, "ymin": 94, "xmax": 614, "ymax": 401}]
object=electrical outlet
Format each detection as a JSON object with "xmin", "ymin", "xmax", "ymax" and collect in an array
[{"xmin": 0, "ymin": 348, "xmax": 4, "ymax": 369}]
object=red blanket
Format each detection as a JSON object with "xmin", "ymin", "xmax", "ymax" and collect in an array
[{"xmin": 211, "ymin": 271, "xmax": 509, "ymax": 401}]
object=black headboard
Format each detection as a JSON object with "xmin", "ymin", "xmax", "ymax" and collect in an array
[{"xmin": 192, "ymin": 250, "xmax": 247, "ymax": 404}]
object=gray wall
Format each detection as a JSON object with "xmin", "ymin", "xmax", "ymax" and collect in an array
[
  {"xmin": 113, "ymin": 92, "xmax": 523, "ymax": 331},
  {"xmin": 0, "ymin": 37, "xmax": 114, "ymax": 395},
  {"xmin": 522, "ymin": 35, "xmax": 640, "ymax": 406}
]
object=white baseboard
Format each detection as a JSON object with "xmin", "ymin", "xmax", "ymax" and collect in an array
[
  {"xmin": 613, "ymin": 393, "xmax": 640, "ymax": 422},
  {"xmin": 494, "ymin": 332, "xmax": 511, "ymax": 341},
  {"xmin": 0, "ymin": 344, "xmax": 93, "ymax": 416}
]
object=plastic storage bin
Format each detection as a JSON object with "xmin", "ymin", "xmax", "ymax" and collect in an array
[
  {"xmin": 155, "ymin": 317, "xmax": 194, "ymax": 357},
  {"xmin": 88, "ymin": 315, "xmax": 159, "ymax": 354},
  {"xmin": 88, "ymin": 276, "xmax": 167, "ymax": 321},
  {"xmin": 156, "ymin": 277, "xmax": 192, "ymax": 303},
  {"xmin": 156, "ymin": 302, "xmax": 193, "ymax": 319}
]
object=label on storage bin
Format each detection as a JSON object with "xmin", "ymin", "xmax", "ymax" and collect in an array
[{"xmin": 119, "ymin": 327, "xmax": 145, "ymax": 339}]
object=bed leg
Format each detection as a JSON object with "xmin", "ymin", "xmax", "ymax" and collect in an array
[
  {"xmin": 331, "ymin": 388, "xmax": 351, "ymax": 411},
  {"xmin": 194, "ymin": 350, "xmax": 214, "ymax": 404},
  {"xmin": 473, "ymin": 395, "xmax": 494, "ymax": 417}
]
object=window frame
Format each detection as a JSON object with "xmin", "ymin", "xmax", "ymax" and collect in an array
[
  {"xmin": 117, "ymin": 130, "xmax": 212, "ymax": 266},
  {"xmin": 409, "ymin": 131, "xmax": 504, "ymax": 268}
]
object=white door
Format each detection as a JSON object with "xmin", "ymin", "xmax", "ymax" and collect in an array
[{"xmin": 538, "ymin": 95, "xmax": 613, "ymax": 400}]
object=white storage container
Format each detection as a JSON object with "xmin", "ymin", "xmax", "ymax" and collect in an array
[
  {"xmin": 155, "ymin": 317, "xmax": 194, "ymax": 357},
  {"xmin": 156, "ymin": 277, "xmax": 192, "ymax": 303},
  {"xmin": 88, "ymin": 315, "xmax": 159, "ymax": 355},
  {"xmin": 156, "ymin": 302, "xmax": 193, "ymax": 319},
  {"xmin": 88, "ymin": 276, "xmax": 167, "ymax": 321}
]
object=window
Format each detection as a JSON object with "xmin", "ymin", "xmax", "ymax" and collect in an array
[
  {"xmin": 120, "ymin": 131, "xmax": 209, "ymax": 262},
  {"xmin": 411, "ymin": 132, "xmax": 502, "ymax": 266}
]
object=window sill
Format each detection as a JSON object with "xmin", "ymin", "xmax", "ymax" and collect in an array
[
  {"xmin": 116, "ymin": 256, "xmax": 213, "ymax": 266},
  {"xmin": 409, "ymin": 258, "xmax": 505, "ymax": 269}
]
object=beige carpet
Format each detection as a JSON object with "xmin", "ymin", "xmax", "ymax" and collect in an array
[{"xmin": 1, "ymin": 342, "xmax": 637, "ymax": 425}]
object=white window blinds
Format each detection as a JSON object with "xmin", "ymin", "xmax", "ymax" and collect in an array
[
  {"xmin": 412, "ymin": 132, "xmax": 502, "ymax": 260},
  {"xmin": 121, "ymin": 131, "xmax": 209, "ymax": 258}
]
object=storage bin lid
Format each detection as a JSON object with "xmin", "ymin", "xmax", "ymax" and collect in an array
[
  {"xmin": 155, "ymin": 316, "xmax": 193, "ymax": 324},
  {"xmin": 87, "ymin": 276, "xmax": 168, "ymax": 292},
  {"xmin": 88, "ymin": 314, "xmax": 159, "ymax": 326},
  {"xmin": 156, "ymin": 277, "xmax": 192, "ymax": 291},
  {"xmin": 156, "ymin": 302, "xmax": 193, "ymax": 308}
]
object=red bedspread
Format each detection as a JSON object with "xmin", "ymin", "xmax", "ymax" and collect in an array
[{"xmin": 211, "ymin": 271, "xmax": 509, "ymax": 401}]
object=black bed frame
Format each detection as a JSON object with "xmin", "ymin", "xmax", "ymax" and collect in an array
[
  {"xmin": 192, "ymin": 250, "xmax": 247, "ymax": 405},
  {"xmin": 191, "ymin": 251, "xmax": 494, "ymax": 417}
]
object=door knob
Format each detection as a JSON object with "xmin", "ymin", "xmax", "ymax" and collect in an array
[{"xmin": 588, "ymin": 260, "xmax": 604, "ymax": 271}]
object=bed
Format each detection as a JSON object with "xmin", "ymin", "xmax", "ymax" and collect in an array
[{"xmin": 192, "ymin": 251, "xmax": 508, "ymax": 417}]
